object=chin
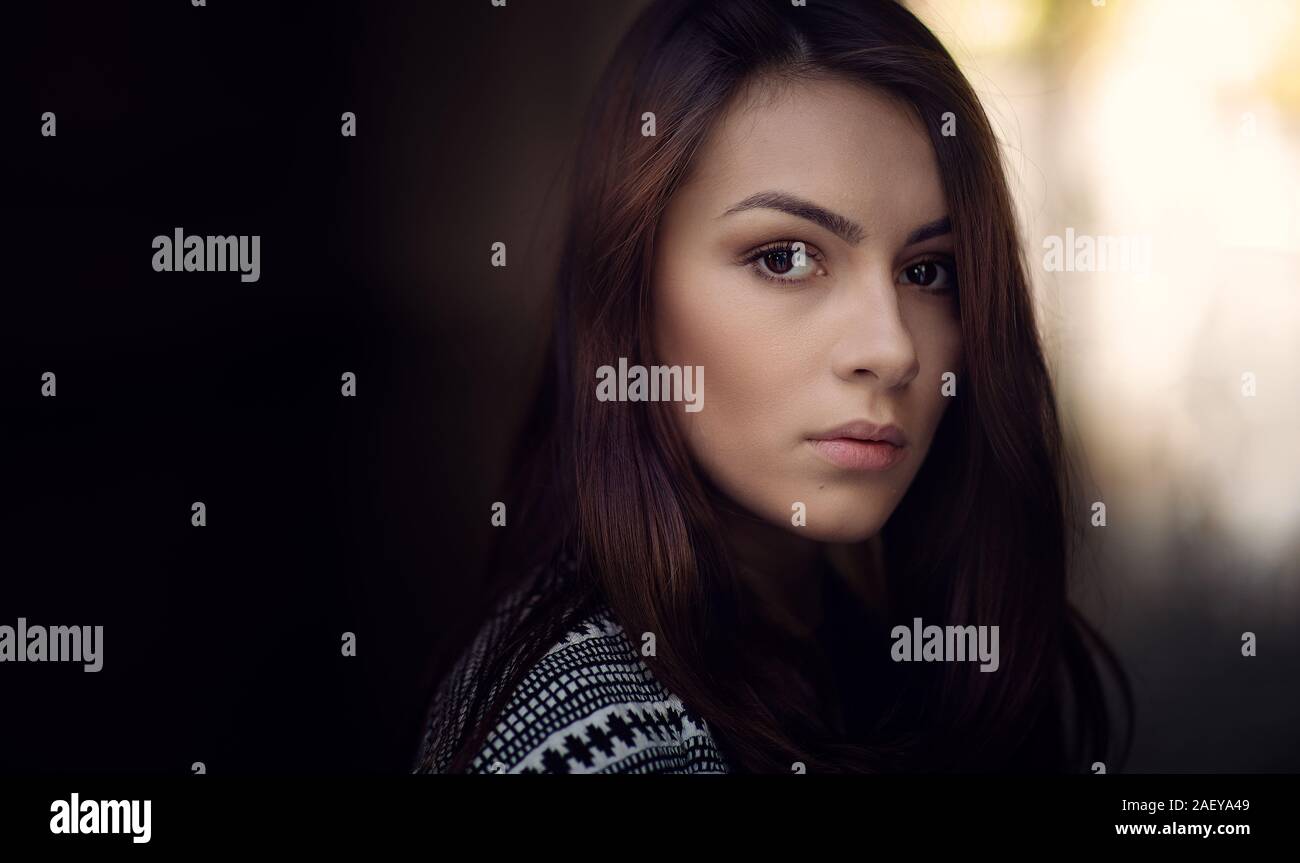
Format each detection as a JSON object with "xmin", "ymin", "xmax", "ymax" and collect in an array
[
  {"xmin": 792, "ymin": 520, "xmax": 883, "ymax": 544},
  {"xmin": 772, "ymin": 495, "xmax": 892, "ymax": 544}
]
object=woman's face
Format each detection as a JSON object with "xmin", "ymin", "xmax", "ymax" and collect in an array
[{"xmin": 651, "ymin": 75, "xmax": 962, "ymax": 543}]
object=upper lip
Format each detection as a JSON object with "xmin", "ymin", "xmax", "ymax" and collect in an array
[{"xmin": 809, "ymin": 420, "xmax": 907, "ymax": 447}]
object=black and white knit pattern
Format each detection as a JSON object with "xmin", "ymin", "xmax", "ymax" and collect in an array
[{"xmin": 412, "ymin": 557, "xmax": 731, "ymax": 774}]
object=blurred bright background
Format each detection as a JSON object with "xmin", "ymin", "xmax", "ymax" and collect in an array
[{"xmin": 906, "ymin": 0, "xmax": 1300, "ymax": 769}]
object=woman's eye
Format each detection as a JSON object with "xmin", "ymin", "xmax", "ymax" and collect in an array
[
  {"xmin": 899, "ymin": 258, "xmax": 957, "ymax": 293},
  {"xmin": 743, "ymin": 242, "xmax": 822, "ymax": 283}
]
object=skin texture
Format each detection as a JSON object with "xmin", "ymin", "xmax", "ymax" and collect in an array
[{"xmin": 651, "ymin": 75, "xmax": 963, "ymax": 627}]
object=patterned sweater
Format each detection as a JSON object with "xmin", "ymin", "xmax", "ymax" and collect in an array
[{"xmin": 411, "ymin": 555, "xmax": 731, "ymax": 774}]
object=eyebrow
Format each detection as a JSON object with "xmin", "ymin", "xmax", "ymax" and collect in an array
[{"xmin": 719, "ymin": 190, "xmax": 951, "ymax": 247}]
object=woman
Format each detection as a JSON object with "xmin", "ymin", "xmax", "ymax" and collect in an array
[{"xmin": 412, "ymin": 0, "xmax": 1132, "ymax": 774}]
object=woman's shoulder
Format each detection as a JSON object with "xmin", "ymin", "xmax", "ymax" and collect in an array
[
  {"xmin": 414, "ymin": 557, "xmax": 730, "ymax": 774},
  {"xmin": 464, "ymin": 602, "xmax": 730, "ymax": 774}
]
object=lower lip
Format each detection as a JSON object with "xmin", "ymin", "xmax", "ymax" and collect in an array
[{"xmin": 808, "ymin": 438, "xmax": 906, "ymax": 471}]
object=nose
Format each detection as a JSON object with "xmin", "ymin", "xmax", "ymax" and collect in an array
[{"xmin": 829, "ymin": 268, "xmax": 920, "ymax": 389}]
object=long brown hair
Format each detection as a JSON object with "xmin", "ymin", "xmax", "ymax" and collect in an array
[{"xmin": 428, "ymin": 0, "xmax": 1132, "ymax": 774}]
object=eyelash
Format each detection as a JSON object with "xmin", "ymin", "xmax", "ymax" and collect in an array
[{"xmin": 740, "ymin": 240, "xmax": 958, "ymax": 294}]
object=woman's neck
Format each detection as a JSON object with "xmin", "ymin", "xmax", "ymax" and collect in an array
[
  {"xmin": 711, "ymin": 497, "xmax": 827, "ymax": 639},
  {"xmin": 709, "ymin": 494, "xmax": 889, "ymax": 639}
]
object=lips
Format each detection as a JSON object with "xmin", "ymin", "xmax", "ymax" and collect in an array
[
  {"xmin": 807, "ymin": 420, "xmax": 907, "ymax": 471},
  {"xmin": 809, "ymin": 420, "xmax": 907, "ymax": 447}
]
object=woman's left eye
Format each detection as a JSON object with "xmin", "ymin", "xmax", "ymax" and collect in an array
[{"xmin": 899, "ymin": 258, "xmax": 958, "ymax": 293}]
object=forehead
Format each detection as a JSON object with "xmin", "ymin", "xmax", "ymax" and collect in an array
[{"xmin": 678, "ymin": 75, "xmax": 947, "ymax": 233}]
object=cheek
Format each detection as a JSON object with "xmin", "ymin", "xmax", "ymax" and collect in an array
[
  {"xmin": 654, "ymin": 267, "xmax": 769, "ymax": 434},
  {"xmin": 652, "ymin": 260, "xmax": 804, "ymax": 502}
]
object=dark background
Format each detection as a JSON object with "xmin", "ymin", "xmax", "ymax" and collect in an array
[
  {"xmin": 0, "ymin": 0, "xmax": 651, "ymax": 775},
  {"xmin": 0, "ymin": 0, "xmax": 1295, "ymax": 774}
]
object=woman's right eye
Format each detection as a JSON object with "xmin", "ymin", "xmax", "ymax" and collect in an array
[{"xmin": 741, "ymin": 241, "xmax": 824, "ymax": 284}]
